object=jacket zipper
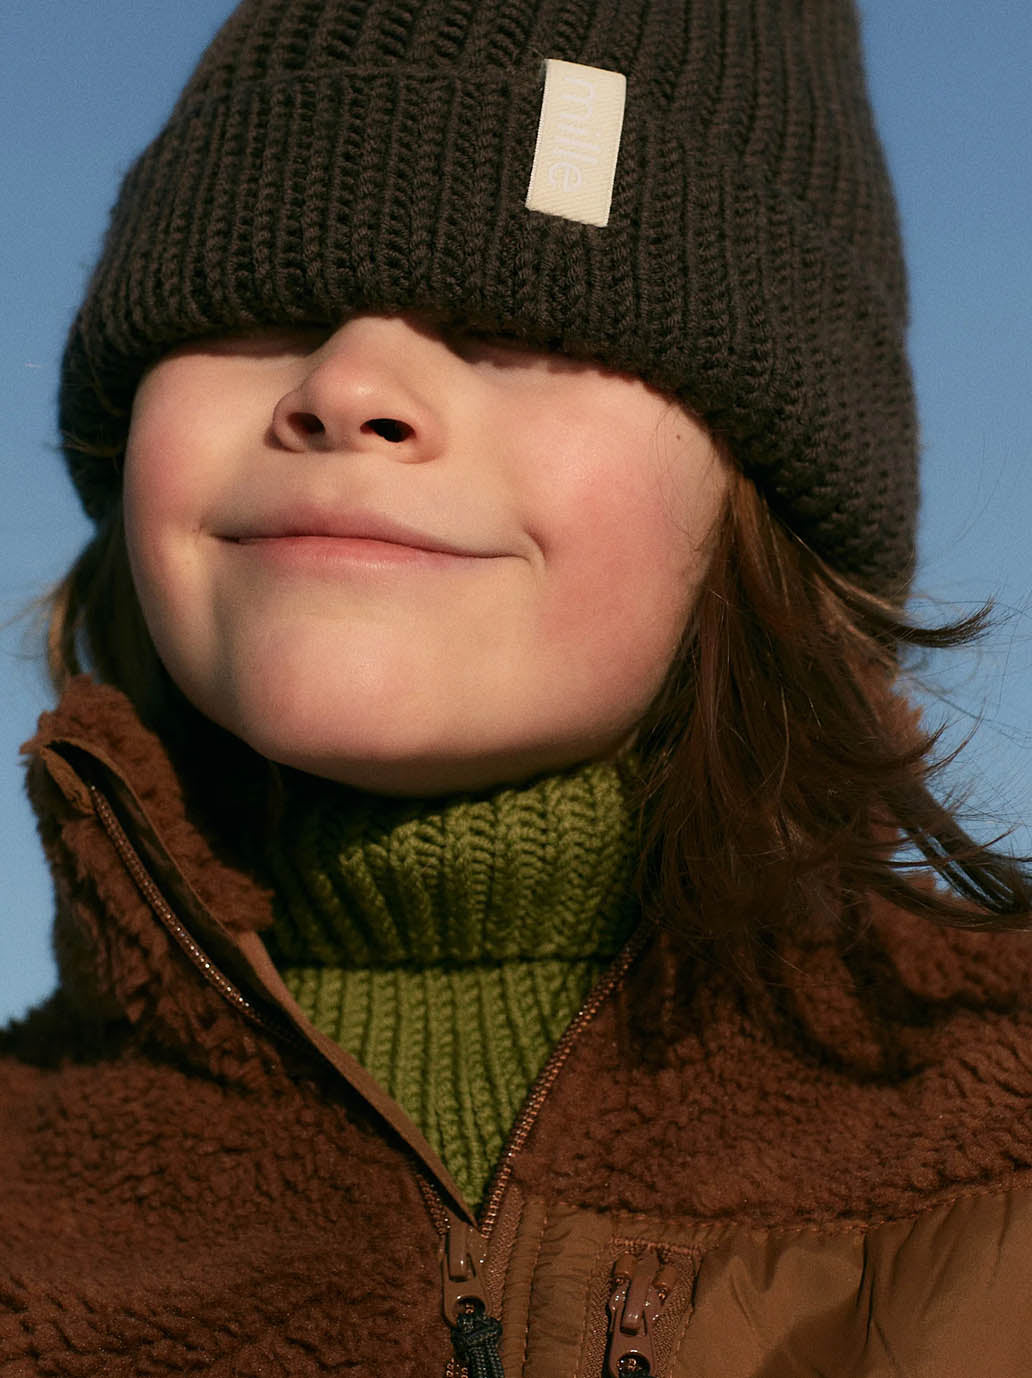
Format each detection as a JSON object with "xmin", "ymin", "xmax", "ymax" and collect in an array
[
  {"xmin": 89, "ymin": 778, "xmax": 651, "ymax": 1378},
  {"xmin": 423, "ymin": 922, "xmax": 652, "ymax": 1377},
  {"xmin": 90, "ymin": 787, "xmax": 309, "ymax": 1056},
  {"xmin": 604, "ymin": 1253, "xmax": 679, "ymax": 1378},
  {"xmin": 479, "ymin": 920, "xmax": 650, "ymax": 1234}
]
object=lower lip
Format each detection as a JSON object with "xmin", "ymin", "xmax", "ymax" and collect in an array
[{"xmin": 229, "ymin": 535, "xmax": 484, "ymax": 570}]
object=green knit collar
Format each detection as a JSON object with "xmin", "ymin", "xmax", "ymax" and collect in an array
[{"xmin": 262, "ymin": 758, "xmax": 640, "ymax": 969}]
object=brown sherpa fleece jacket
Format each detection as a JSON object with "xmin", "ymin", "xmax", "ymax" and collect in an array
[{"xmin": 4, "ymin": 676, "xmax": 1032, "ymax": 1377}]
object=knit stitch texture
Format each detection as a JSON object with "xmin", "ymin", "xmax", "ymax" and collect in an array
[
  {"xmin": 262, "ymin": 761, "xmax": 638, "ymax": 1204},
  {"xmin": 60, "ymin": 0, "xmax": 917, "ymax": 596}
]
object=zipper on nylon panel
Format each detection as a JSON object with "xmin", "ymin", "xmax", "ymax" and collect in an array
[
  {"xmin": 92, "ymin": 773, "xmax": 652, "ymax": 1378},
  {"xmin": 421, "ymin": 923, "xmax": 652, "ymax": 1376},
  {"xmin": 604, "ymin": 1253, "xmax": 678, "ymax": 1378}
]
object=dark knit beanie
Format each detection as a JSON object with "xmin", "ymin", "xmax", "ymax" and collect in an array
[{"xmin": 59, "ymin": 0, "xmax": 917, "ymax": 596}]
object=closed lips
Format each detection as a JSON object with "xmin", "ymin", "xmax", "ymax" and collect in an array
[{"xmin": 220, "ymin": 508, "xmax": 497, "ymax": 558}]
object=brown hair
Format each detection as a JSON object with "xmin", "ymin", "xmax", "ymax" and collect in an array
[
  {"xmin": 47, "ymin": 503, "xmax": 168, "ymax": 722},
  {"xmin": 48, "ymin": 473, "xmax": 1031, "ymax": 949},
  {"xmin": 633, "ymin": 468, "xmax": 1031, "ymax": 954}
]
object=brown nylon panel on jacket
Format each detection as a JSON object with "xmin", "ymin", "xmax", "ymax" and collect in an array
[
  {"xmin": 495, "ymin": 1189, "xmax": 1032, "ymax": 1378},
  {"xmin": 674, "ymin": 1187, "xmax": 1032, "ymax": 1377}
]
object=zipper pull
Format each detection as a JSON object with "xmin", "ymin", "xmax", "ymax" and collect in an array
[
  {"xmin": 440, "ymin": 1215, "xmax": 505, "ymax": 1378},
  {"xmin": 440, "ymin": 1218, "xmax": 489, "ymax": 1325},
  {"xmin": 605, "ymin": 1252, "xmax": 677, "ymax": 1378}
]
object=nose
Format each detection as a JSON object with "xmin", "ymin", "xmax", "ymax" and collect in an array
[{"xmin": 270, "ymin": 315, "xmax": 447, "ymax": 460}]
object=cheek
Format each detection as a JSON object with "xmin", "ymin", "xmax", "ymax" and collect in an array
[
  {"xmin": 122, "ymin": 385, "xmax": 225, "ymax": 667},
  {"xmin": 123, "ymin": 441, "xmax": 188, "ymax": 622},
  {"xmin": 544, "ymin": 468, "xmax": 707, "ymax": 634},
  {"xmin": 125, "ymin": 374, "xmax": 220, "ymax": 524},
  {"xmin": 527, "ymin": 424, "xmax": 726, "ymax": 716},
  {"xmin": 527, "ymin": 513, "xmax": 673, "ymax": 736}
]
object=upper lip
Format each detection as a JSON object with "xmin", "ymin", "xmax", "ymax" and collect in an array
[{"xmin": 222, "ymin": 506, "xmax": 494, "ymax": 558}]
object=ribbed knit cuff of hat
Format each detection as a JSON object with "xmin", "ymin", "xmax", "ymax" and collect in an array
[
  {"xmin": 60, "ymin": 0, "xmax": 918, "ymax": 596},
  {"xmin": 261, "ymin": 757, "xmax": 640, "ymax": 1209}
]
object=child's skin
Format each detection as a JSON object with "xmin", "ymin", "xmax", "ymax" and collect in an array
[{"xmin": 125, "ymin": 312, "xmax": 729, "ymax": 796}]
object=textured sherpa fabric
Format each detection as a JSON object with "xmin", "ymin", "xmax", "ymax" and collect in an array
[
  {"xmin": 6, "ymin": 678, "xmax": 1032, "ymax": 1375},
  {"xmin": 5, "ymin": 683, "xmax": 450, "ymax": 1376},
  {"xmin": 60, "ymin": 0, "xmax": 917, "ymax": 596}
]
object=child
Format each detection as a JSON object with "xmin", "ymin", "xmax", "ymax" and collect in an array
[{"xmin": 3, "ymin": 0, "xmax": 1031, "ymax": 1374}]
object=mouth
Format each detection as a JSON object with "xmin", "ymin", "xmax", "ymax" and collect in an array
[{"xmin": 220, "ymin": 507, "xmax": 502, "ymax": 567}]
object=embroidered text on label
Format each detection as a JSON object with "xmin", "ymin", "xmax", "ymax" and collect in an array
[{"xmin": 525, "ymin": 60, "xmax": 626, "ymax": 228}]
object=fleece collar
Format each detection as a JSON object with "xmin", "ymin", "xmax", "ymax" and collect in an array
[{"xmin": 23, "ymin": 676, "xmax": 1032, "ymax": 1230}]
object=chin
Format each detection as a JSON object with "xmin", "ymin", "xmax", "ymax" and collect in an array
[
  {"xmin": 235, "ymin": 719, "xmax": 615, "ymax": 798},
  {"xmin": 250, "ymin": 743, "xmax": 540, "ymax": 799},
  {"xmin": 188, "ymin": 667, "xmax": 633, "ymax": 798}
]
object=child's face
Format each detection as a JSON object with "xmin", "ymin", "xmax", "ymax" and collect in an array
[{"xmin": 124, "ymin": 314, "xmax": 729, "ymax": 795}]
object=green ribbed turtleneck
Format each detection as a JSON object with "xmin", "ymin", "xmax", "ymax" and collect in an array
[{"xmin": 262, "ymin": 759, "xmax": 638, "ymax": 1207}]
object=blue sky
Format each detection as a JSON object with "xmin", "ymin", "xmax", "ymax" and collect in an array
[{"xmin": 1, "ymin": 1, "xmax": 1030, "ymax": 1021}]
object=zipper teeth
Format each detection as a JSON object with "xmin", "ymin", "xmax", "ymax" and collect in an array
[
  {"xmin": 417, "ymin": 924, "xmax": 651, "ymax": 1243},
  {"xmin": 91, "ymin": 783, "xmax": 466, "ymax": 1375},
  {"xmin": 92, "ymin": 780, "xmax": 649, "ymax": 1258},
  {"xmin": 90, "ymin": 785, "xmax": 308, "ymax": 1055},
  {"xmin": 417, "ymin": 1170, "xmax": 453, "ymax": 1237},
  {"xmin": 477, "ymin": 921, "xmax": 651, "ymax": 1239}
]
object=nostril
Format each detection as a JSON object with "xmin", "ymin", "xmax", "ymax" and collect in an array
[
  {"xmin": 363, "ymin": 418, "xmax": 414, "ymax": 443},
  {"xmin": 293, "ymin": 412, "xmax": 326, "ymax": 437}
]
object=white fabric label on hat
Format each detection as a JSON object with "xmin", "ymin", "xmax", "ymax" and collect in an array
[{"xmin": 525, "ymin": 59, "xmax": 626, "ymax": 228}]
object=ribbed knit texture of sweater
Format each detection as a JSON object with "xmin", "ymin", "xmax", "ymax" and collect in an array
[{"xmin": 261, "ymin": 758, "xmax": 638, "ymax": 1207}]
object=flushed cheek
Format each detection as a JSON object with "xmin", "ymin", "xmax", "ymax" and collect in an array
[
  {"xmin": 545, "ymin": 465, "xmax": 700, "ymax": 618},
  {"xmin": 124, "ymin": 485, "xmax": 225, "ymax": 690},
  {"xmin": 531, "ymin": 549, "xmax": 686, "ymax": 729},
  {"xmin": 130, "ymin": 543, "xmax": 219, "ymax": 694}
]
